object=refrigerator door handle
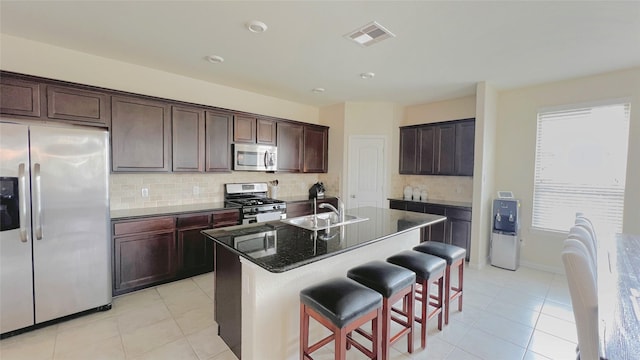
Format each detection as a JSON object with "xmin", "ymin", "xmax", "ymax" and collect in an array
[
  {"xmin": 34, "ymin": 163, "xmax": 43, "ymax": 240},
  {"xmin": 18, "ymin": 163, "xmax": 28, "ymax": 243}
]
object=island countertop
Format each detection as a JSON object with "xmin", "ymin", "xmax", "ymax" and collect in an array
[{"xmin": 202, "ymin": 206, "xmax": 446, "ymax": 273}]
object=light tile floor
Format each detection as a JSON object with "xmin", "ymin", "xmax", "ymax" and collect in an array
[{"xmin": 0, "ymin": 265, "xmax": 577, "ymax": 360}]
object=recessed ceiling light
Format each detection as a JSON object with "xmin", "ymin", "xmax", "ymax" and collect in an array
[
  {"xmin": 246, "ymin": 20, "xmax": 268, "ymax": 33},
  {"xmin": 205, "ymin": 55, "xmax": 224, "ymax": 64},
  {"xmin": 312, "ymin": 87, "xmax": 325, "ymax": 93},
  {"xmin": 360, "ymin": 72, "xmax": 375, "ymax": 79}
]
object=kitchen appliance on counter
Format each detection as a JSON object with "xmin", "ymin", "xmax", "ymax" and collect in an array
[
  {"xmin": 233, "ymin": 143, "xmax": 277, "ymax": 171},
  {"xmin": 0, "ymin": 121, "xmax": 111, "ymax": 335},
  {"xmin": 308, "ymin": 182, "xmax": 325, "ymax": 199},
  {"xmin": 224, "ymin": 182, "xmax": 286, "ymax": 224},
  {"xmin": 490, "ymin": 192, "xmax": 521, "ymax": 271}
]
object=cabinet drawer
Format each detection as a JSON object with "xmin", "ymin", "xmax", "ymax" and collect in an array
[
  {"xmin": 113, "ymin": 217, "xmax": 175, "ymax": 236},
  {"xmin": 445, "ymin": 208, "xmax": 471, "ymax": 221},
  {"xmin": 212, "ymin": 209, "xmax": 240, "ymax": 227},
  {"xmin": 424, "ymin": 204, "xmax": 446, "ymax": 216},
  {"xmin": 389, "ymin": 200, "xmax": 407, "ymax": 210},
  {"xmin": 406, "ymin": 202, "xmax": 425, "ymax": 213},
  {"xmin": 177, "ymin": 214, "xmax": 210, "ymax": 228}
]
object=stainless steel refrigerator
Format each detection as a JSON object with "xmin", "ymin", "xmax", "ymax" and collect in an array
[{"xmin": 0, "ymin": 120, "xmax": 111, "ymax": 335}]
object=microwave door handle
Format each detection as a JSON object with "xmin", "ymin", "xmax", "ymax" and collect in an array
[
  {"xmin": 264, "ymin": 150, "xmax": 269, "ymax": 168},
  {"xmin": 18, "ymin": 163, "xmax": 28, "ymax": 243}
]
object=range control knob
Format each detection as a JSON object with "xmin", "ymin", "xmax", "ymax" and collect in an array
[{"xmin": 253, "ymin": 207, "xmax": 259, "ymax": 213}]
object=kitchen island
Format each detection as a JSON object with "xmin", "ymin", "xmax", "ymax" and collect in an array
[{"xmin": 202, "ymin": 206, "xmax": 446, "ymax": 360}]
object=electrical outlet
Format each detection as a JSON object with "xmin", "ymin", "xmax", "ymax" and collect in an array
[
  {"xmin": 193, "ymin": 185, "xmax": 200, "ymax": 196},
  {"xmin": 141, "ymin": 188, "xmax": 149, "ymax": 198}
]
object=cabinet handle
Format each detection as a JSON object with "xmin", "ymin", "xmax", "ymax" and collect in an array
[
  {"xmin": 18, "ymin": 163, "xmax": 28, "ymax": 243},
  {"xmin": 34, "ymin": 163, "xmax": 43, "ymax": 240}
]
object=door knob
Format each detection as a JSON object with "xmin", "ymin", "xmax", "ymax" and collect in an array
[{"xmin": 350, "ymin": 195, "xmax": 356, "ymax": 198}]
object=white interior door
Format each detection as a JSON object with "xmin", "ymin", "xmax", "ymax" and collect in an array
[{"xmin": 347, "ymin": 136, "xmax": 386, "ymax": 209}]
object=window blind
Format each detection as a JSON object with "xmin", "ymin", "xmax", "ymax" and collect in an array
[{"xmin": 532, "ymin": 102, "xmax": 630, "ymax": 233}]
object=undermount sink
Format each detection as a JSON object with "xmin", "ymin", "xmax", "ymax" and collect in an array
[{"xmin": 281, "ymin": 212, "xmax": 368, "ymax": 231}]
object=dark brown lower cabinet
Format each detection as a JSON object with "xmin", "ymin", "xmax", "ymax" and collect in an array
[
  {"xmin": 286, "ymin": 197, "xmax": 339, "ymax": 218},
  {"xmin": 113, "ymin": 217, "xmax": 177, "ymax": 296},
  {"xmin": 177, "ymin": 214, "xmax": 213, "ymax": 278},
  {"xmin": 214, "ymin": 243, "xmax": 242, "ymax": 359},
  {"xmin": 112, "ymin": 209, "xmax": 240, "ymax": 296},
  {"xmin": 389, "ymin": 200, "xmax": 470, "ymax": 261}
]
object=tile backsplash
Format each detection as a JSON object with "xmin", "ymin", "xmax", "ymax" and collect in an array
[
  {"xmin": 391, "ymin": 174, "xmax": 473, "ymax": 203},
  {"xmin": 110, "ymin": 172, "xmax": 320, "ymax": 210}
]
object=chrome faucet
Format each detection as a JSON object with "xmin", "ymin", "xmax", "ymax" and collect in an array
[{"xmin": 319, "ymin": 197, "xmax": 345, "ymax": 223}]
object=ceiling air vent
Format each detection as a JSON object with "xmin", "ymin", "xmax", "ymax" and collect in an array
[{"xmin": 344, "ymin": 21, "xmax": 395, "ymax": 47}]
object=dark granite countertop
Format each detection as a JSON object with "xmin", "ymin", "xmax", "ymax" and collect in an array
[
  {"xmin": 387, "ymin": 197, "xmax": 472, "ymax": 209},
  {"xmin": 110, "ymin": 202, "xmax": 238, "ymax": 220},
  {"xmin": 202, "ymin": 206, "xmax": 446, "ymax": 273}
]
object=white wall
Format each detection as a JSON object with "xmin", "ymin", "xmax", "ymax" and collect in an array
[
  {"xmin": 0, "ymin": 34, "xmax": 318, "ymax": 123},
  {"xmin": 471, "ymin": 82, "xmax": 498, "ymax": 269},
  {"xmin": 318, "ymin": 103, "xmax": 346, "ymax": 197},
  {"xmin": 496, "ymin": 67, "xmax": 640, "ymax": 272}
]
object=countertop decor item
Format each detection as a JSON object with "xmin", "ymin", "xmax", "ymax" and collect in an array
[
  {"xmin": 412, "ymin": 187, "xmax": 421, "ymax": 200},
  {"xmin": 404, "ymin": 186, "xmax": 413, "ymax": 200}
]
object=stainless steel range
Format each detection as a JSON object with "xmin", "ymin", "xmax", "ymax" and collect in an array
[{"xmin": 224, "ymin": 183, "xmax": 286, "ymax": 224}]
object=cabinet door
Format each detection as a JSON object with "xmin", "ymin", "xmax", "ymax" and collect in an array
[
  {"xmin": 256, "ymin": 118, "xmax": 276, "ymax": 145},
  {"xmin": 111, "ymin": 96, "xmax": 171, "ymax": 172},
  {"xmin": 178, "ymin": 226, "xmax": 213, "ymax": 277},
  {"xmin": 435, "ymin": 123, "xmax": 456, "ymax": 175},
  {"xmin": 399, "ymin": 127, "xmax": 418, "ymax": 174},
  {"xmin": 172, "ymin": 106, "xmax": 205, "ymax": 172},
  {"xmin": 417, "ymin": 126, "xmax": 436, "ymax": 174},
  {"xmin": 424, "ymin": 205, "xmax": 446, "ymax": 243},
  {"xmin": 114, "ymin": 230, "xmax": 176, "ymax": 294},
  {"xmin": 448, "ymin": 219, "xmax": 471, "ymax": 261},
  {"xmin": 205, "ymin": 111, "xmax": 232, "ymax": 172},
  {"xmin": 0, "ymin": 76, "xmax": 41, "ymax": 117},
  {"xmin": 455, "ymin": 120, "xmax": 475, "ymax": 176},
  {"xmin": 233, "ymin": 115, "xmax": 256, "ymax": 143},
  {"xmin": 303, "ymin": 125, "xmax": 328, "ymax": 173},
  {"xmin": 277, "ymin": 122, "xmax": 303, "ymax": 172},
  {"xmin": 47, "ymin": 85, "xmax": 109, "ymax": 126}
]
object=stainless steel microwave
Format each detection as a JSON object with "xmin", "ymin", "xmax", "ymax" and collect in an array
[{"xmin": 233, "ymin": 143, "xmax": 277, "ymax": 171}]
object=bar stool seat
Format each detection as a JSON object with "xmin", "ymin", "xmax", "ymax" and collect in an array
[
  {"xmin": 413, "ymin": 242, "xmax": 465, "ymax": 325},
  {"xmin": 347, "ymin": 261, "xmax": 416, "ymax": 359},
  {"xmin": 387, "ymin": 250, "xmax": 446, "ymax": 349},
  {"xmin": 300, "ymin": 277, "xmax": 383, "ymax": 360}
]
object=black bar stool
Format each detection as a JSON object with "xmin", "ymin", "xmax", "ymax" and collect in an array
[
  {"xmin": 387, "ymin": 250, "xmax": 446, "ymax": 349},
  {"xmin": 300, "ymin": 277, "xmax": 383, "ymax": 360},
  {"xmin": 413, "ymin": 241, "xmax": 466, "ymax": 325},
  {"xmin": 347, "ymin": 260, "xmax": 416, "ymax": 360}
]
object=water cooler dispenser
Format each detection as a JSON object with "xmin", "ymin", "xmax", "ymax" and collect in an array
[{"xmin": 490, "ymin": 192, "xmax": 520, "ymax": 270}]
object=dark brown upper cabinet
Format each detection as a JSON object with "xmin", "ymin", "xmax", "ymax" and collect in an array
[
  {"xmin": 172, "ymin": 106, "xmax": 205, "ymax": 172},
  {"xmin": 256, "ymin": 118, "xmax": 276, "ymax": 145},
  {"xmin": 234, "ymin": 115, "xmax": 276, "ymax": 145},
  {"xmin": 47, "ymin": 85, "xmax": 110, "ymax": 126},
  {"xmin": 0, "ymin": 76, "xmax": 41, "ymax": 118},
  {"xmin": 111, "ymin": 96, "xmax": 171, "ymax": 172},
  {"xmin": 277, "ymin": 122, "xmax": 304, "ymax": 172},
  {"xmin": 303, "ymin": 125, "xmax": 328, "ymax": 173},
  {"xmin": 233, "ymin": 115, "xmax": 257, "ymax": 143},
  {"xmin": 205, "ymin": 111, "xmax": 233, "ymax": 172},
  {"xmin": 454, "ymin": 121, "xmax": 475, "ymax": 176},
  {"xmin": 399, "ymin": 118, "xmax": 475, "ymax": 176},
  {"xmin": 399, "ymin": 127, "xmax": 418, "ymax": 174},
  {"xmin": 435, "ymin": 123, "xmax": 456, "ymax": 175},
  {"xmin": 417, "ymin": 126, "xmax": 436, "ymax": 174}
]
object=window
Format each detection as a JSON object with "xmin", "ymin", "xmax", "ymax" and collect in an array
[{"xmin": 532, "ymin": 101, "xmax": 630, "ymax": 233}]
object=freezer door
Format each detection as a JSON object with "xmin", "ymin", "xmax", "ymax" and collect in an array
[
  {"xmin": 0, "ymin": 122, "xmax": 34, "ymax": 333},
  {"xmin": 30, "ymin": 125, "xmax": 111, "ymax": 323}
]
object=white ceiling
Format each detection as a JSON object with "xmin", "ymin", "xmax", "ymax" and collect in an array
[{"xmin": 1, "ymin": 1, "xmax": 639, "ymax": 107}]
